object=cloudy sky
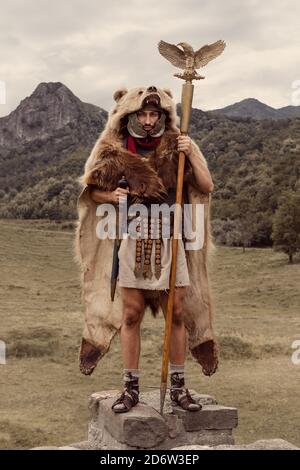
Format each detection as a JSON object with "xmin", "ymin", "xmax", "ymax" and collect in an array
[{"xmin": 0, "ymin": 0, "xmax": 299, "ymax": 117}]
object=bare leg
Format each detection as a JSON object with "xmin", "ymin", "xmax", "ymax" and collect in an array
[
  {"xmin": 160, "ymin": 287, "xmax": 201, "ymax": 411},
  {"xmin": 160, "ymin": 287, "xmax": 187, "ymax": 364},
  {"xmin": 119, "ymin": 287, "xmax": 145, "ymax": 369},
  {"xmin": 112, "ymin": 287, "xmax": 145, "ymax": 413},
  {"xmin": 170, "ymin": 286, "xmax": 187, "ymax": 364}
]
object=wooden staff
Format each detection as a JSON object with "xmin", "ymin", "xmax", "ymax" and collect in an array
[
  {"xmin": 157, "ymin": 39, "xmax": 226, "ymax": 414},
  {"xmin": 159, "ymin": 82, "xmax": 194, "ymax": 415}
]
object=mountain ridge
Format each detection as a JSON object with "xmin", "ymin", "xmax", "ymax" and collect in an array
[{"xmin": 210, "ymin": 97, "xmax": 300, "ymax": 120}]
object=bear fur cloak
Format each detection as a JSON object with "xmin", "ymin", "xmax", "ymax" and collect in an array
[{"xmin": 74, "ymin": 86, "xmax": 218, "ymax": 377}]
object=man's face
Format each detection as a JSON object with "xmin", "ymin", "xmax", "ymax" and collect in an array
[{"xmin": 136, "ymin": 108, "xmax": 160, "ymax": 132}]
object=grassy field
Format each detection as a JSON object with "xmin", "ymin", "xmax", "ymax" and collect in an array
[{"xmin": 0, "ymin": 218, "xmax": 299, "ymax": 449}]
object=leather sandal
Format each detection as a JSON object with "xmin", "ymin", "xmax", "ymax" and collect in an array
[
  {"xmin": 112, "ymin": 388, "xmax": 139, "ymax": 413},
  {"xmin": 170, "ymin": 372, "xmax": 202, "ymax": 412},
  {"xmin": 170, "ymin": 387, "xmax": 202, "ymax": 412}
]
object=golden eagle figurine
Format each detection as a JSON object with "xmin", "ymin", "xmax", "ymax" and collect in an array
[{"xmin": 158, "ymin": 39, "xmax": 226, "ymax": 81}]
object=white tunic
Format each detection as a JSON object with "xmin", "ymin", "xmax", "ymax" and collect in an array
[{"xmin": 117, "ymin": 235, "xmax": 190, "ymax": 290}]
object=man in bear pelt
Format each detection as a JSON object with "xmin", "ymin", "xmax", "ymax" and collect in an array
[{"xmin": 74, "ymin": 85, "xmax": 217, "ymax": 413}]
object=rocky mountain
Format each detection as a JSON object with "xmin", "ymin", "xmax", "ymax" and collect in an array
[
  {"xmin": 211, "ymin": 98, "xmax": 300, "ymax": 120},
  {"xmin": 0, "ymin": 81, "xmax": 107, "ymax": 156},
  {"xmin": 0, "ymin": 82, "xmax": 107, "ymax": 218}
]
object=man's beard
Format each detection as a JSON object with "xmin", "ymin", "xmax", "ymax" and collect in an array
[{"xmin": 127, "ymin": 112, "xmax": 166, "ymax": 138}]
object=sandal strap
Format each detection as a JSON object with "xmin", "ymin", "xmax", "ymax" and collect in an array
[
  {"xmin": 112, "ymin": 388, "xmax": 139, "ymax": 411},
  {"xmin": 170, "ymin": 387, "xmax": 202, "ymax": 410}
]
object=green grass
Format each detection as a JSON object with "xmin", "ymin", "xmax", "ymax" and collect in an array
[{"xmin": 0, "ymin": 219, "xmax": 300, "ymax": 449}]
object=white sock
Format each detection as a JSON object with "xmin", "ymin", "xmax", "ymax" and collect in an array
[
  {"xmin": 169, "ymin": 363, "xmax": 184, "ymax": 376},
  {"xmin": 123, "ymin": 368, "xmax": 139, "ymax": 382}
]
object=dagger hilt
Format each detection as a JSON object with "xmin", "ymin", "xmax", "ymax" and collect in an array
[{"xmin": 117, "ymin": 175, "xmax": 129, "ymax": 189}]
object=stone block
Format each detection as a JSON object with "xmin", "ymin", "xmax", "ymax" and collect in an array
[
  {"xmin": 172, "ymin": 404, "xmax": 238, "ymax": 431},
  {"xmin": 97, "ymin": 395, "xmax": 168, "ymax": 448}
]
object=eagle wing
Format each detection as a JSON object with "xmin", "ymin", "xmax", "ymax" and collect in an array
[
  {"xmin": 158, "ymin": 40, "xmax": 186, "ymax": 70},
  {"xmin": 194, "ymin": 40, "xmax": 226, "ymax": 68}
]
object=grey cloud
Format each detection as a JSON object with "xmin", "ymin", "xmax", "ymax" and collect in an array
[{"xmin": 0, "ymin": 0, "xmax": 299, "ymax": 117}]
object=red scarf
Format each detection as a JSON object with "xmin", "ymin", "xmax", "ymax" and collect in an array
[{"xmin": 127, "ymin": 134, "xmax": 161, "ymax": 154}]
